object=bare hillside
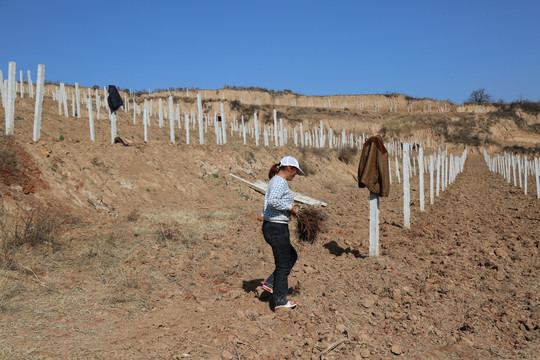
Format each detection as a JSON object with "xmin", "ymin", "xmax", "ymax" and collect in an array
[{"xmin": 0, "ymin": 92, "xmax": 539, "ymax": 359}]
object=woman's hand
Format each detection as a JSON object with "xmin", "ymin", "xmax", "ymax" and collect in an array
[{"xmin": 291, "ymin": 205, "xmax": 300, "ymax": 218}]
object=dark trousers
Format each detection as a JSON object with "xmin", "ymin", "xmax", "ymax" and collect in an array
[{"xmin": 262, "ymin": 221, "xmax": 298, "ymax": 305}]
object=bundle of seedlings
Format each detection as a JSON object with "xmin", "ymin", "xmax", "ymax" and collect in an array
[{"xmin": 296, "ymin": 206, "xmax": 326, "ymax": 243}]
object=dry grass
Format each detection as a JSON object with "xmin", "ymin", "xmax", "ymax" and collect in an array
[
  {"xmin": 0, "ymin": 203, "xmax": 62, "ymax": 270},
  {"xmin": 126, "ymin": 209, "xmax": 140, "ymax": 222},
  {"xmin": 337, "ymin": 148, "xmax": 358, "ymax": 164}
]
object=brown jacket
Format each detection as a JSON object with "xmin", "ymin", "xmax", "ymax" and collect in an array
[{"xmin": 357, "ymin": 135, "xmax": 390, "ymax": 197}]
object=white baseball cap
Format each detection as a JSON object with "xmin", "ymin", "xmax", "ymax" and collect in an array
[{"xmin": 279, "ymin": 156, "xmax": 305, "ymax": 176}]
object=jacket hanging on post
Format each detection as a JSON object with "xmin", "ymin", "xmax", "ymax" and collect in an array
[
  {"xmin": 357, "ymin": 135, "xmax": 390, "ymax": 197},
  {"xmin": 107, "ymin": 85, "xmax": 123, "ymax": 114}
]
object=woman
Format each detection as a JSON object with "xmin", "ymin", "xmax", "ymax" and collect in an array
[{"xmin": 261, "ymin": 156, "xmax": 305, "ymax": 310}]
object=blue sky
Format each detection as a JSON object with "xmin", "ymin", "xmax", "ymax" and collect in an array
[{"xmin": 1, "ymin": 0, "xmax": 539, "ymax": 104}]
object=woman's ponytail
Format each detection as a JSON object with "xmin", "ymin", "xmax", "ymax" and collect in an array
[{"xmin": 268, "ymin": 163, "xmax": 280, "ymax": 179}]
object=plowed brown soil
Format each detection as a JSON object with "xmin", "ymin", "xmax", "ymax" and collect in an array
[{"xmin": 0, "ymin": 95, "xmax": 538, "ymax": 359}]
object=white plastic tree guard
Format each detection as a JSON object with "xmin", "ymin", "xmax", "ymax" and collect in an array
[
  {"xmin": 436, "ymin": 153, "xmax": 441, "ymax": 197},
  {"xmin": 395, "ymin": 157, "xmax": 401, "ymax": 183},
  {"xmin": 175, "ymin": 103, "xmax": 180, "ymax": 129},
  {"xmin": 445, "ymin": 150, "xmax": 450, "ymax": 185},
  {"xmin": 110, "ymin": 111, "xmax": 117, "ymax": 144},
  {"xmin": 369, "ymin": 191, "xmax": 380, "ymax": 257},
  {"xmin": 512, "ymin": 155, "xmax": 517, "ymax": 186},
  {"xmin": 27, "ymin": 70, "xmax": 34, "ymax": 98},
  {"xmin": 534, "ymin": 158, "xmax": 540, "ymax": 199},
  {"xmin": 419, "ymin": 146, "xmax": 425, "ymax": 211},
  {"xmin": 6, "ymin": 62, "xmax": 16, "ymax": 135},
  {"xmin": 300, "ymin": 123, "xmax": 304, "ymax": 147},
  {"xmin": 214, "ymin": 114, "xmax": 222, "ymax": 146},
  {"xmin": 133, "ymin": 98, "xmax": 137, "ymax": 124},
  {"xmin": 88, "ymin": 89, "xmax": 95, "ymax": 142},
  {"xmin": 184, "ymin": 112, "xmax": 190, "ymax": 145},
  {"xmin": 32, "ymin": 64, "xmax": 45, "ymax": 142},
  {"xmin": 71, "ymin": 94, "xmax": 75, "ymax": 117},
  {"xmin": 19, "ymin": 70, "xmax": 24, "ymax": 98},
  {"xmin": 441, "ymin": 153, "xmax": 446, "ymax": 192},
  {"xmin": 484, "ymin": 150, "xmax": 537, "ymax": 198},
  {"xmin": 169, "ymin": 96, "xmax": 175, "ymax": 144},
  {"xmin": 517, "ymin": 155, "xmax": 523, "ymax": 188},
  {"xmin": 141, "ymin": 100, "xmax": 147, "ymax": 142},
  {"xmin": 242, "ymin": 116, "xmax": 247, "ymax": 145},
  {"xmin": 0, "ymin": 70, "xmax": 5, "ymax": 108},
  {"xmin": 60, "ymin": 83, "xmax": 68, "ymax": 117},
  {"xmin": 388, "ymin": 157, "xmax": 392, "ymax": 185},
  {"xmin": 197, "ymin": 93, "xmax": 204, "ymax": 145},
  {"xmin": 403, "ymin": 143, "xmax": 411, "ymax": 229},
  {"xmin": 273, "ymin": 109, "xmax": 278, "ymax": 147},
  {"xmin": 429, "ymin": 155, "xmax": 435, "ymax": 205},
  {"xmin": 75, "ymin": 82, "xmax": 81, "ymax": 118},
  {"xmin": 221, "ymin": 102, "xmax": 227, "ymax": 145},
  {"xmin": 103, "ymin": 87, "xmax": 109, "ymax": 110},
  {"xmin": 280, "ymin": 118, "xmax": 285, "ymax": 146},
  {"xmin": 96, "ymin": 93, "xmax": 101, "ymax": 120},
  {"xmin": 524, "ymin": 156, "xmax": 528, "ymax": 195},
  {"xmin": 158, "ymin": 98, "xmax": 163, "ymax": 128},
  {"xmin": 254, "ymin": 112, "xmax": 260, "ymax": 146},
  {"xmin": 263, "ymin": 127, "xmax": 268, "ymax": 147}
]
